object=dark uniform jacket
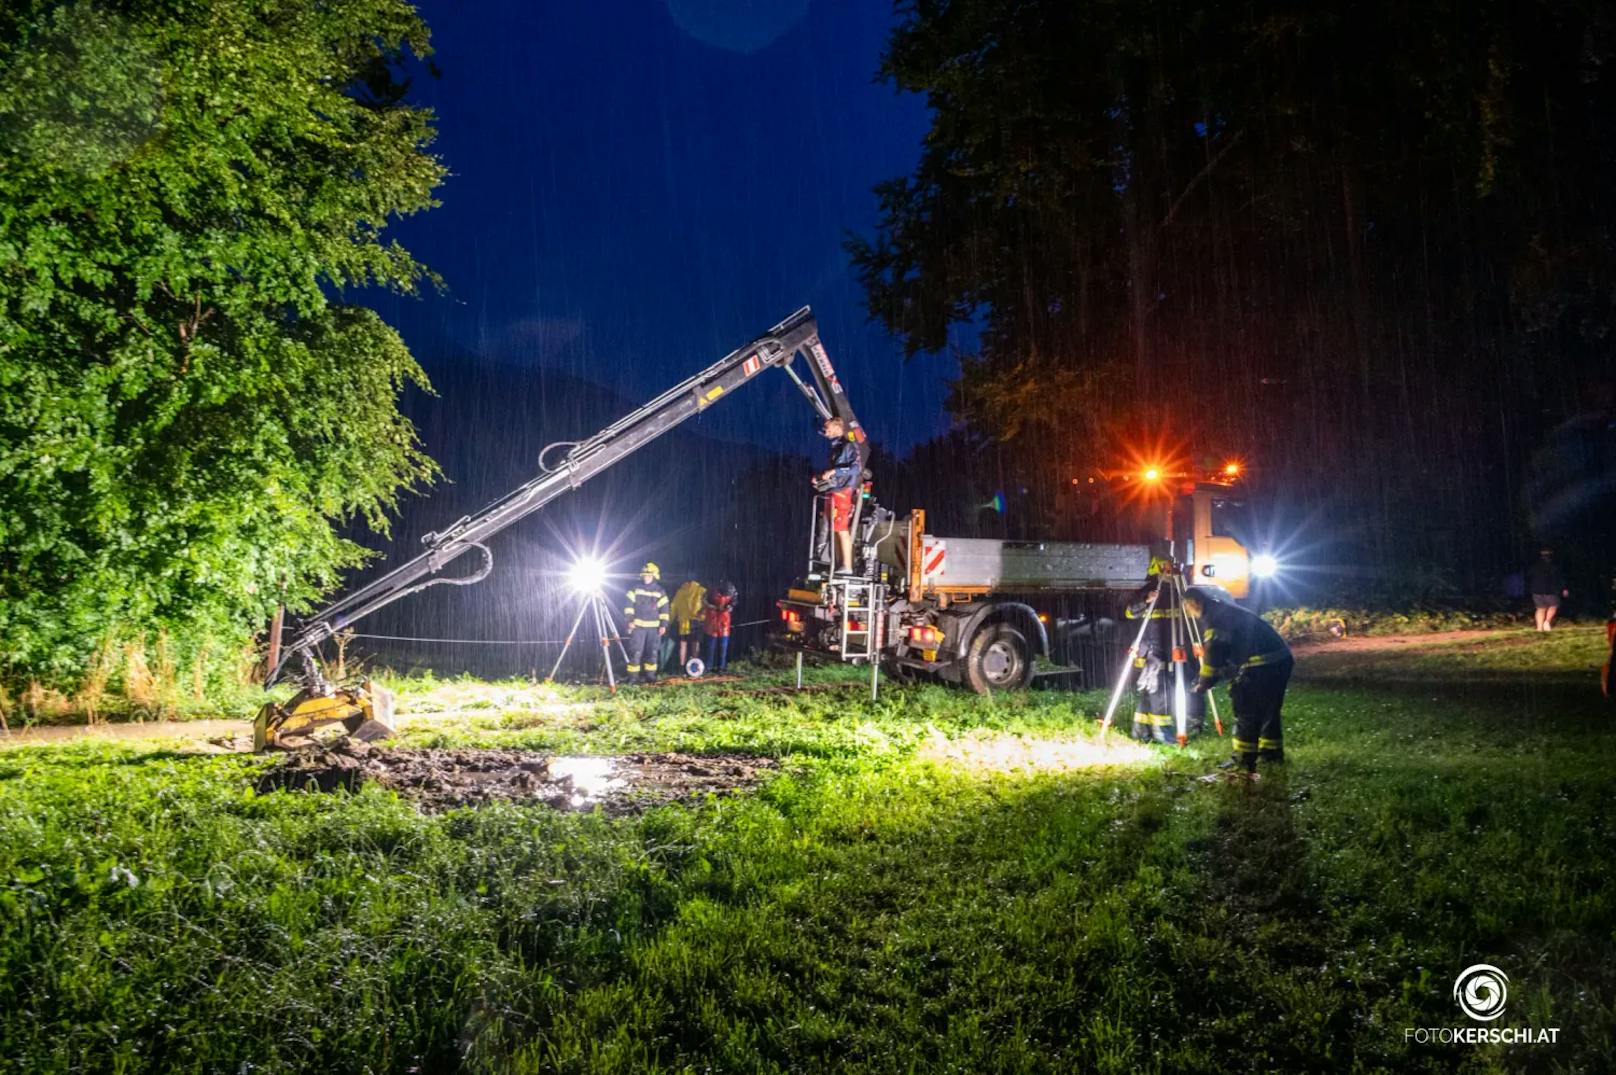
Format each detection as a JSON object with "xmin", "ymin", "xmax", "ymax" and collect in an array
[
  {"xmin": 623, "ymin": 583, "xmax": 670, "ymax": 630},
  {"xmin": 1197, "ymin": 600, "xmax": 1290, "ymax": 687}
]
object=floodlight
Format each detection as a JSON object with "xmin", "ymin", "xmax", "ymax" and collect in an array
[
  {"xmin": 568, "ymin": 556, "xmax": 608, "ymax": 593},
  {"xmin": 1251, "ymin": 553, "xmax": 1279, "ymax": 579}
]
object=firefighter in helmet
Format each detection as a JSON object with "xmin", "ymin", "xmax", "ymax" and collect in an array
[
  {"xmin": 622, "ymin": 562, "xmax": 670, "ymax": 683},
  {"xmin": 1125, "ymin": 557, "xmax": 1204, "ymax": 743},
  {"xmin": 1183, "ymin": 585, "xmax": 1293, "ymax": 775}
]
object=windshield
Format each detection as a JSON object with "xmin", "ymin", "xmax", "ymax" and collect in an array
[{"xmin": 1210, "ymin": 498, "xmax": 1251, "ymax": 541}]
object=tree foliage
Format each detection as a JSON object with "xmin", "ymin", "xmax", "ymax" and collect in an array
[
  {"xmin": 0, "ymin": 0, "xmax": 443, "ymax": 691},
  {"xmin": 853, "ymin": 0, "xmax": 1616, "ymax": 586}
]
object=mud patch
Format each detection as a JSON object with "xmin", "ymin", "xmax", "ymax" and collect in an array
[{"xmin": 254, "ymin": 738, "xmax": 776, "ymax": 812}]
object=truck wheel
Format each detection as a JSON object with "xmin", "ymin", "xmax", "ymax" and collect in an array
[{"xmin": 963, "ymin": 624, "xmax": 1033, "ymax": 693}]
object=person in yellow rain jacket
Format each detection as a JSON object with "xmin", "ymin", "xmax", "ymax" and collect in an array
[
  {"xmin": 622, "ymin": 562, "xmax": 670, "ymax": 683},
  {"xmin": 1184, "ymin": 586, "xmax": 1293, "ymax": 776},
  {"xmin": 670, "ymin": 578, "xmax": 707, "ymax": 672}
]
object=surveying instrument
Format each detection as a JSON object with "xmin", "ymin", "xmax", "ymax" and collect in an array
[
  {"xmin": 546, "ymin": 558, "xmax": 631, "ymax": 692},
  {"xmin": 1098, "ymin": 560, "xmax": 1224, "ymax": 746}
]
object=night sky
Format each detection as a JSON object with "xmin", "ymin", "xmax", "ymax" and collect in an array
[{"xmin": 367, "ymin": 0, "xmax": 950, "ymax": 459}]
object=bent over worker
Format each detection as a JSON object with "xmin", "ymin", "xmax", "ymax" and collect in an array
[
  {"xmin": 1183, "ymin": 586, "xmax": 1293, "ymax": 774},
  {"xmin": 622, "ymin": 562, "xmax": 670, "ymax": 684}
]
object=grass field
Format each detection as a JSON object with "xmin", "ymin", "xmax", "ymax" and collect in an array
[{"xmin": 2, "ymin": 627, "xmax": 1613, "ymax": 1073}]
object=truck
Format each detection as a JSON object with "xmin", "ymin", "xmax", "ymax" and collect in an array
[
  {"xmin": 776, "ymin": 476, "xmax": 1258, "ymax": 692},
  {"xmin": 256, "ymin": 306, "xmax": 1261, "ymax": 746}
]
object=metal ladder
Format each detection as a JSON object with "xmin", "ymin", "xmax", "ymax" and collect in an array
[{"xmin": 830, "ymin": 577, "xmax": 884, "ymax": 662}]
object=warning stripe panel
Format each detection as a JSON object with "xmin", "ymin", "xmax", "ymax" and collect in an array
[{"xmin": 742, "ymin": 354, "xmax": 762, "ymax": 376}]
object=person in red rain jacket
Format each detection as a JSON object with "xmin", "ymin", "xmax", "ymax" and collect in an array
[{"xmin": 703, "ymin": 579, "xmax": 737, "ymax": 673}]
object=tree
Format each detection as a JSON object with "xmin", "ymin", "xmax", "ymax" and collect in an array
[
  {"xmin": 0, "ymin": 0, "xmax": 443, "ymax": 692},
  {"xmin": 854, "ymin": 0, "xmax": 1616, "ymax": 593}
]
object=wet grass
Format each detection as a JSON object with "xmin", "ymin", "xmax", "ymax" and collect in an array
[{"xmin": 1, "ymin": 631, "xmax": 1613, "ymax": 1072}]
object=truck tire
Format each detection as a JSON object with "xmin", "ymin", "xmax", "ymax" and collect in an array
[{"xmin": 963, "ymin": 623, "xmax": 1034, "ymax": 693}]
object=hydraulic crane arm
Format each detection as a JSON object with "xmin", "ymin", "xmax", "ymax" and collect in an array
[{"xmin": 268, "ymin": 306, "xmax": 856, "ymax": 687}]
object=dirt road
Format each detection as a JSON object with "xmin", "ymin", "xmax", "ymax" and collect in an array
[
  {"xmin": 1288, "ymin": 628, "xmax": 1504, "ymax": 657},
  {"xmin": 0, "ymin": 719, "xmax": 251, "ymax": 750}
]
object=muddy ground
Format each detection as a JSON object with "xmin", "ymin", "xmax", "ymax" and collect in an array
[{"xmin": 255, "ymin": 738, "xmax": 777, "ymax": 813}]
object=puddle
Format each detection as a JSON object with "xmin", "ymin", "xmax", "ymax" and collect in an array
[
  {"xmin": 548, "ymin": 755, "xmax": 626, "ymax": 806},
  {"xmin": 254, "ymin": 739, "xmax": 775, "ymax": 813}
]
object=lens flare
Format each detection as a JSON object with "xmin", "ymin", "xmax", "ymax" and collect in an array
[
  {"xmin": 1251, "ymin": 553, "xmax": 1279, "ymax": 579},
  {"xmin": 568, "ymin": 557, "xmax": 608, "ymax": 593}
]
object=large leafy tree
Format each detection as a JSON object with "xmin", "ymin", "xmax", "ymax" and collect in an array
[
  {"xmin": 854, "ymin": 0, "xmax": 1616, "ymax": 588},
  {"xmin": 0, "ymin": 0, "xmax": 443, "ymax": 689}
]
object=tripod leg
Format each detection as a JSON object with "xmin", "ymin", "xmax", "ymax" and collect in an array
[
  {"xmin": 1099, "ymin": 587, "xmax": 1162, "ymax": 736},
  {"xmin": 1174, "ymin": 573, "xmax": 1223, "ymax": 736},
  {"xmin": 591, "ymin": 596, "xmax": 619, "ymax": 693},
  {"xmin": 548, "ymin": 597, "xmax": 594, "ymax": 683}
]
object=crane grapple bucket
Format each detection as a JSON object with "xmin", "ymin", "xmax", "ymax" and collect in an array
[{"xmin": 254, "ymin": 680, "xmax": 396, "ymax": 751}]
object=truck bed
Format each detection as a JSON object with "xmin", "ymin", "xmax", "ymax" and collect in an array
[{"xmin": 917, "ymin": 536, "xmax": 1151, "ymax": 593}]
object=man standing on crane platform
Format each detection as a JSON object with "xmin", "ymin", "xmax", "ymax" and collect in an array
[
  {"xmin": 815, "ymin": 416, "xmax": 869, "ymax": 575},
  {"xmin": 1184, "ymin": 586, "xmax": 1293, "ymax": 775},
  {"xmin": 623, "ymin": 563, "xmax": 670, "ymax": 683}
]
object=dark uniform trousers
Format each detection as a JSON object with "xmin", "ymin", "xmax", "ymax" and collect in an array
[
  {"xmin": 623, "ymin": 585, "xmax": 669, "ymax": 682},
  {"xmin": 1229, "ymin": 657, "xmax": 1293, "ymax": 770}
]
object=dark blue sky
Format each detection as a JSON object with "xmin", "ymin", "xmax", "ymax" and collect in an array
[{"xmin": 367, "ymin": 0, "xmax": 954, "ymax": 454}]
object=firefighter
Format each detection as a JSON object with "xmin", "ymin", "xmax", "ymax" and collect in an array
[
  {"xmin": 813, "ymin": 416, "xmax": 869, "ymax": 574},
  {"xmin": 622, "ymin": 562, "xmax": 670, "ymax": 683},
  {"xmin": 670, "ymin": 577, "xmax": 707, "ymax": 670},
  {"xmin": 1124, "ymin": 559, "xmax": 1205, "ymax": 743},
  {"xmin": 1183, "ymin": 585, "xmax": 1292, "ymax": 774}
]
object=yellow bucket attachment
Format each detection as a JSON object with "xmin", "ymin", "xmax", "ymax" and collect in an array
[{"xmin": 253, "ymin": 680, "xmax": 396, "ymax": 751}]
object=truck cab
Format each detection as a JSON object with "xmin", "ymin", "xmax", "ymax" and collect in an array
[{"xmin": 1176, "ymin": 483, "xmax": 1253, "ymax": 600}]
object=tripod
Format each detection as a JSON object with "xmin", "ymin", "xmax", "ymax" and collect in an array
[
  {"xmin": 546, "ymin": 589, "xmax": 631, "ymax": 692},
  {"xmin": 1098, "ymin": 565, "xmax": 1223, "ymax": 744}
]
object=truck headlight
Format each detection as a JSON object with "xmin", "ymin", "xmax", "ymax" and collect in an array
[{"xmin": 1251, "ymin": 554, "xmax": 1279, "ymax": 579}]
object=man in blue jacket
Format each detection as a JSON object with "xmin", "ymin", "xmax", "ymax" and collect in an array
[{"xmin": 813, "ymin": 416, "xmax": 868, "ymax": 575}]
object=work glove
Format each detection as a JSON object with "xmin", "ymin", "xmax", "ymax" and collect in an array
[{"xmin": 1135, "ymin": 656, "xmax": 1163, "ymax": 695}]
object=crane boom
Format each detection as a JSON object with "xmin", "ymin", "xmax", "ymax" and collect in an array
[{"xmin": 268, "ymin": 306, "xmax": 852, "ymax": 688}]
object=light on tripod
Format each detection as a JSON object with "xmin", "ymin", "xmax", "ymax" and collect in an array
[
  {"xmin": 1251, "ymin": 553, "xmax": 1279, "ymax": 579},
  {"xmin": 568, "ymin": 556, "xmax": 608, "ymax": 594}
]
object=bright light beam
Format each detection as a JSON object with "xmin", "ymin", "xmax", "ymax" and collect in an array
[
  {"xmin": 1251, "ymin": 553, "xmax": 1280, "ymax": 579},
  {"xmin": 568, "ymin": 556, "xmax": 608, "ymax": 594}
]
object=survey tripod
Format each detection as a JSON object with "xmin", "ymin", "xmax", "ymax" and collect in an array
[
  {"xmin": 546, "ymin": 589, "xmax": 632, "ymax": 693},
  {"xmin": 1098, "ymin": 564, "xmax": 1224, "ymax": 745}
]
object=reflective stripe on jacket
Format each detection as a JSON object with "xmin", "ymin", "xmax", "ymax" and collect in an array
[
  {"xmin": 1196, "ymin": 601, "xmax": 1291, "ymax": 684},
  {"xmin": 623, "ymin": 584, "xmax": 670, "ymax": 629}
]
